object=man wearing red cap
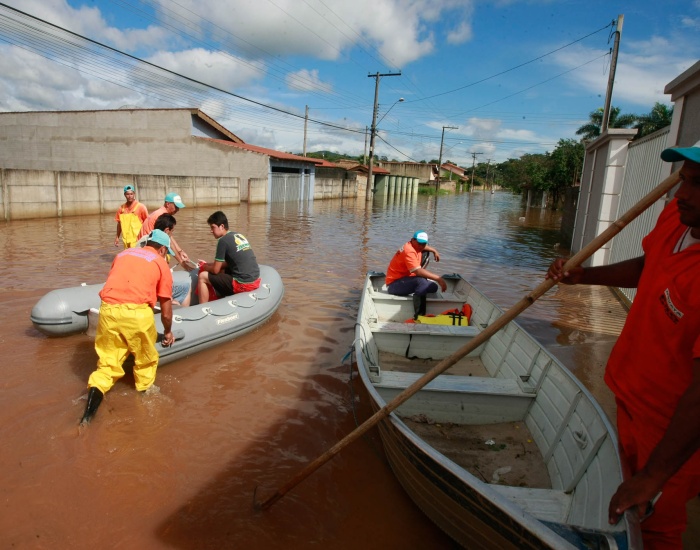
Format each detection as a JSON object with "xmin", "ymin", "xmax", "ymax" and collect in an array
[
  {"xmin": 114, "ymin": 184, "xmax": 148, "ymax": 249},
  {"xmin": 385, "ymin": 230, "xmax": 447, "ymax": 319},
  {"xmin": 547, "ymin": 140, "xmax": 700, "ymax": 549}
]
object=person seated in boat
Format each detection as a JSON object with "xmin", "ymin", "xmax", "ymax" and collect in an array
[
  {"xmin": 113, "ymin": 184, "xmax": 148, "ymax": 249},
  {"xmin": 137, "ymin": 192, "xmax": 191, "ymax": 269},
  {"xmin": 546, "ymin": 140, "xmax": 700, "ymax": 549},
  {"xmin": 137, "ymin": 213, "xmax": 196, "ymax": 307},
  {"xmin": 197, "ymin": 211, "xmax": 261, "ymax": 304},
  {"xmin": 385, "ymin": 230, "xmax": 447, "ymax": 319},
  {"xmin": 80, "ymin": 229, "xmax": 175, "ymax": 426}
]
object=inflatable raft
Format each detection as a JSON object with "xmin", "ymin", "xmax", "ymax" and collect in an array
[{"xmin": 30, "ymin": 265, "xmax": 284, "ymax": 366}]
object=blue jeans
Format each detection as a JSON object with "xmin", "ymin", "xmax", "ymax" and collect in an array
[{"xmin": 387, "ymin": 276, "xmax": 437, "ymax": 296}]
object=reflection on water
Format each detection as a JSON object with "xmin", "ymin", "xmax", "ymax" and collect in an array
[{"xmin": 0, "ymin": 190, "xmax": 627, "ymax": 548}]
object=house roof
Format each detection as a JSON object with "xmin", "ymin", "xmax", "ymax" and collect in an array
[
  {"xmin": 349, "ymin": 164, "xmax": 390, "ymax": 175},
  {"xmin": 198, "ymin": 137, "xmax": 323, "ymax": 164}
]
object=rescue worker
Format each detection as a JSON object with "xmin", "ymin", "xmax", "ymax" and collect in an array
[
  {"xmin": 385, "ymin": 230, "xmax": 447, "ymax": 319},
  {"xmin": 137, "ymin": 192, "xmax": 191, "ymax": 267},
  {"xmin": 546, "ymin": 139, "xmax": 700, "ymax": 548},
  {"xmin": 113, "ymin": 184, "xmax": 148, "ymax": 249},
  {"xmin": 80, "ymin": 229, "xmax": 175, "ymax": 426}
]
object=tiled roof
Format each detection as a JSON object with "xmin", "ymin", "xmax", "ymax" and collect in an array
[{"xmin": 197, "ymin": 137, "xmax": 323, "ymax": 163}]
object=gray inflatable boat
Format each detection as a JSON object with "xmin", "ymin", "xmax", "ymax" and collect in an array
[{"xmin": 30, "ymin": 265, "xmax": 284, "ymax": 366}]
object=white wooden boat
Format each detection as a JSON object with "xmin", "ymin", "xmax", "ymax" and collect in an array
[{"xmin": 355, "ymin": 271, "xmax": 641, "ymax": 549}]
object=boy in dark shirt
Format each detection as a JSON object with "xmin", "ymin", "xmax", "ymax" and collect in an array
[{"xmin": 197, "ymin": 211, "xmax": 261, "ymax": 303}]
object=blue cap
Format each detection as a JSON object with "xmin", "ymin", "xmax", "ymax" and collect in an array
[
  {"xmin": 147, "ymin": 229, "xmax": 175, "ymax": 256},
  {"xmin": 123, "ymin": 185, "xmax": 135, "ymax": 193},
  {"xmin": 413, "ymin": 231, "xmax": 429, "ymax": 244},
  {"xmin": 164, "ymin": 192, "xmax": 185, "ymax": 208},
  {"xmin": 661, "ymin": 139, "xmax": 700, "ymax": 164}
]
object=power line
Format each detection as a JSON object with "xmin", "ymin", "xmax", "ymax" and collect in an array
[
  {"xmin": 404, "ymin": 21, "xmax": 614, "ymax": 104},
  {"xmin": 0, "ymin": 2, "xmax": 367, "ymax": 136}
]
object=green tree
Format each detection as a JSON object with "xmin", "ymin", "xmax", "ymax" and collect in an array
[
  {"xmin": 548, "ymin": 139, "xmax": 584, "ymax": 187},
  {"xmin": 634, "ymin": 102, "xmax": 673, "ymax": 139},
  {"xmin": 575, "ymin": 106, "xmax": 637, "ymax": 141}
]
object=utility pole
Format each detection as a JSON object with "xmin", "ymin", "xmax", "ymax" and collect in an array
[
  {"xmin": 436, "ymin": 125, "xmax": 458, "ymax": 193},
  {"xmin": 601, "ymin": 15, "xmax": 623, "ymax": 133},
  {"xmin": 469, "ymin": 152, "xmax": 483, "ymax": 190},
  {"xmin": 485, "ymin": 159, "xmax": 492, "ymax": 190},
  {"xmin": 363, "ymin": 126, "xmax": 368, "ymax": 165},
  {"xmin": 366, "ymin": 71, "xmax": 401, "ymax": 201},
  {"xmin": 303, "ymin": 105, "xmax": 309, "ymax": 157}
]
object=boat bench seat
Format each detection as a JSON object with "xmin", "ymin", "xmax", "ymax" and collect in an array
[
  {"xmin": 490, "ymin": 485, "xmax": 572, "ymax": 523},
  {"xmin": 377, "ymin": 371, "xmax": 535, "ymax": 424},
  {"xmin": 369, "ymin": 320, "xmax": 479, "ymax": 337},
  {"xmin": 376, "ymin": 371, "xmax": 531, "ymax": 397}
]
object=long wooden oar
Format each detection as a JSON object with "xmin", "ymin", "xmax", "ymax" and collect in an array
[{"xmin": 257, "ymin": 169, "xmax": 681, "ymax": 511}]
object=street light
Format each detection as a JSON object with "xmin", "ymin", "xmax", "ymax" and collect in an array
[{"xmin": 377, "ymin": 97, "xmax": 404, "ymax": 127}]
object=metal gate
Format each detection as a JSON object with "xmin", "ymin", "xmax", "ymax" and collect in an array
[
  {"xmin": 607, "ymin": 128, "xmax": 670, "ymax": 302},
  {"xmin": 270, "ymin": 173, "xmax": 312, "ymax": 203}
]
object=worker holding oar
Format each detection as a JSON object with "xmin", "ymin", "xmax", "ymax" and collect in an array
[
  {"xmin": 547, "ymin": 141, "xmax": 700, "ymax": 550},
  {"xmin": 257, "ymin": 146, "xmax": 686, "ymax": 547}
]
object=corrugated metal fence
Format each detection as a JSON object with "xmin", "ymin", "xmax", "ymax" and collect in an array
[
  {"xmin": 607, "ymin": 128, "xmax": 670, "ymax": 302},
  {"xmin": 270, "ymin": 174, "xmax": 312, "ymax": 203}
]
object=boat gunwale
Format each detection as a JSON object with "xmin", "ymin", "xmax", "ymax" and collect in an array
[{"xmin": 354, "ymin": 271, "xmax": 639, "ymax": 548}]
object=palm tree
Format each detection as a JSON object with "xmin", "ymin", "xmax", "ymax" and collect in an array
[
  {"xmin": 575, "ymin": 106, "xmax": 637, "ymax": 141},
  {"xmin": 634, "ymin": 102, "xmax": 673, "ymax": 139}
]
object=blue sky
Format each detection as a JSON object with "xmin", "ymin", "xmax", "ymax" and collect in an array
[{"xmin": 0, "ymin": 0, "xmax": 698, "ymax": 165}]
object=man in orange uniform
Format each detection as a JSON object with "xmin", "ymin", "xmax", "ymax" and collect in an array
[
  {"xmin": 80, "ymin": 229, "xmax": 175, "ymax": 426},
  {"xmin": 114, "ymin": 184, "xmax": 148, "ymax": 249},
  {"xmin": 137, "ymin": 192, "xmax": 191, "ymax": 267},
  {"xmin": 547, "ymin": 140, "xmax": 700, "ymax": 549},
  {"xmin": 385, "ymin": 230, "xmax": 447, "ymax": 319}
]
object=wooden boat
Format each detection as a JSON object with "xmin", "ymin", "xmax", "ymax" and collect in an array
[
  {"xmin": 30, "ymin": 265, "xmax": 284, "ymax": 366},
  {"xmin": 355, "ymin": 271, "xmax": 641, "ymax": 549}
]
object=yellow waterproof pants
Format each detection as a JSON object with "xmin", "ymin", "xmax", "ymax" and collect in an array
[
  {"xmin": 119, "ymin": 212, "xmax": 143, "ymax": 249},
  {"xmin": 88, "ymin": 303, "xmax": 159, "ymax": 394}
]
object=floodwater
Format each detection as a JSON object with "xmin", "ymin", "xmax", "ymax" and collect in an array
[{"xmin": 0, "ymin": 190, "xmax": 629, "ymax": 549}]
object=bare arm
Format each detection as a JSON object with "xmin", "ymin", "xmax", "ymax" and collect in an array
[
  {"xmin": 546, "ymin": 255, "xmax": 645, "ymax": 288},
  {"xmin": 198, "ymin": 260, "xmax": 226, "ymax": 275},
  {"xmin": 169, "ymin": 235, "xmax": 190, "ymax": 264},
  {"xmin": 609, "ymin": 358, "xmax": 700, "ymax": 524},
  {"xmin": 158, "ymin": 296, "xmax": 174, "ymax": 346},
  {"xmin": 424, "ymin": 245, "xmax": 440, "ymax": 262},
  {"xmin": 114, "ymin": 223, "xmax": 122, "ymax": 247}
]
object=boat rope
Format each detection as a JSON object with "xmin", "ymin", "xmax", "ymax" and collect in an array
[{"xmin": 172, "ymin": 284, "xmax": 272, "ymax": 323}]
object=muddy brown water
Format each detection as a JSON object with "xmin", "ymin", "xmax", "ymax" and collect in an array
[{"xmin": 0, "ymin": 191, "xmax": 630, "ymax": 548}]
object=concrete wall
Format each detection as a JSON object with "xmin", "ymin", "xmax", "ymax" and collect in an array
[
  {"xmin": 313, "ymin": 178, "xmax": 358, "ymax": 200},
  {"xmin": 376, "ymin": 161, "xmax": 434, "ymax": 183},
  {"xmin": 248, "ymin": 178, "xmax": 268, "ymax": 204},
  {"xmin": 665, "ymin": 60, "xmax": 700, "ymax": 164},
  {"xmin": 0, "ymin": 168, "xmax": 240, "ymax": 220},
  {"xmin": 0, "ymin": 110, "xmax": 269, "ymax": 180}
]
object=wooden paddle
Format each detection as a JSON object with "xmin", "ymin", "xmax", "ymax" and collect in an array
[{"xmin": 257, "ymin": 169, "xmax": 681, "ymax": 511}]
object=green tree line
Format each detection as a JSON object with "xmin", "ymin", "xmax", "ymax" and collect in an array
[{"xmin": 473, "ymin": 101, "xmax": 672, "ymax": 205}]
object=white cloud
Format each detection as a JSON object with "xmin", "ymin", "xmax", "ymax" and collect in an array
[
  {"xmin": 152, "ymin": 0, "xmax": 474, "ymax": 67},
  {"xmin": 680, "ymin": 16, "xmax": 700, "ymax": 29},
  {"xmin": 147, "ymin": 48, "xmax": 266, "ymax": 90},
  {"xmin": 550, "ymin": 40, "xmax": 697, "ymax": 109},
  {"xmin": 0, "ymin": 44, "xmax": 146, "ymax": 111},
  {"xmin": 4, "ymin": 0, "xmax": 172, "ymax": 52},
  {"xmin": 286, "ymin": 69, "xmax": 333, "ymax": 93},
  {"xmin": 446, "ymin": 21, "xmax": 473, "ymax": 45}
]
